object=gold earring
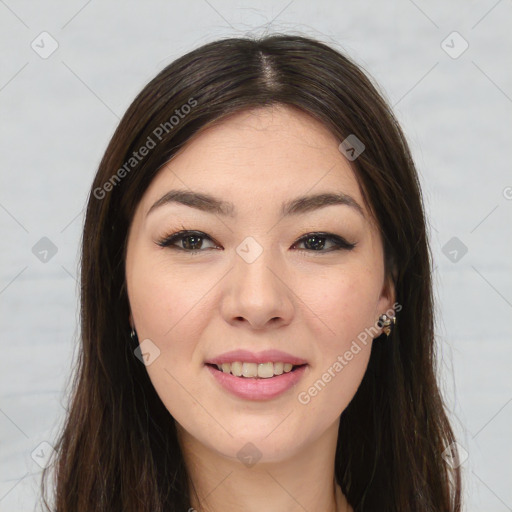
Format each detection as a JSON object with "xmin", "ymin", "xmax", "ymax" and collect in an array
[{"xmin": 377, "ymin": 314, "xmax": 396, "ymax": 337}]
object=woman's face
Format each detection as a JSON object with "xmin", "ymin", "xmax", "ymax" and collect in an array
[{"xmin": 125, "ymin": 105, "xmax": 394, "ymax": 462}]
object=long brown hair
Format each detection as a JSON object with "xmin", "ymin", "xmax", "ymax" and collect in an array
[{"xmin": 41, "ymin": 34, "xmax": 462, "ymax": 511}]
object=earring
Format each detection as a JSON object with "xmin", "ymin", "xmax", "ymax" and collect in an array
[
  {"xmin": 130, "ymin": 327, "xmax": 139, "ymax": 345},
  {"xmin": 377, "ymin": 313, "xmax": 396, "ymax": 337}
]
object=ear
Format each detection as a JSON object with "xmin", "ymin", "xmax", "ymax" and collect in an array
[{"xmin": 377, "ymin": 266, "xmax": 397, "ymax": 316}]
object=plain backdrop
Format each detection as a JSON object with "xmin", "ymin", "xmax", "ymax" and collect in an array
[{"xmin": 1, "ymin": 1, "xmax": 511, "ymax": 511}]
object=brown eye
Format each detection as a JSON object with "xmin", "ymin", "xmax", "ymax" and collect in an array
[
  {"xmin": 157, "ymin": 231, "xmax": 219, "ymax": 252},
  {"xmin": 157, "ymin": 230, "xmax": 356, "ymax": 254},
  {"xmin": 293, "ymin": 232, "xmax": 356, "ymax": 253}
]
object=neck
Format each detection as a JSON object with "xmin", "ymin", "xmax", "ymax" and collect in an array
[{"xmin": 177, "ymin": 419, "xmax": 352, "ymax": 512}]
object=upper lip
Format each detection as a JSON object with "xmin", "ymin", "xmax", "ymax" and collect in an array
[{"xmin": 205, "ymin": 349, "xmax": 307, "ymax": 366}]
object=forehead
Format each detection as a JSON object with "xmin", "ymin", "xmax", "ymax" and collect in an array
[{"xmin": 140, "ymin": 105, "xmax": 367, "ymax": 219}]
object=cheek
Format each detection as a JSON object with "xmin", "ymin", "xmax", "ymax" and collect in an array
[
  {"xmin": 128, "ymin": 255, "xmax": 208, "ymax": 340},
  {"xmin": 293, "ymin": 267, "xmax": 380, "ymax": 414},
  {"xmin": 127, "ymin": 257, "xmax": 211, "ymax": 421},
  {"xmin": 299, "ymin": 264, "xmax": 382, "ymax": 344},
  {"xmin": 127, "ymin": 253, "xmax": 217, "ymax": 401}
]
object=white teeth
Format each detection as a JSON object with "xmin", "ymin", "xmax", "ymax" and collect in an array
[
  {"xmin": 273, "ymin": 362, "xmax": 284, "ymax": 375},
  {"xmin": 231, "ymin": 361, "xmax": 243, "ymax": 376},
  {"xmin": 214, "ymin": 361, "xmax": 299, "ymax": 378},
  {"xmin": 257, "ymin": 362, "xmax": 274, "ymax": 378},
  {"xmin": 242, "ymin": 362, "xmax": 258, "ymax": 378}
]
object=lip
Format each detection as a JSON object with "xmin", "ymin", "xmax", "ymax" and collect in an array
[
  {"xmin": 206, "ymin": 363, "xmax": 308, "ymax": 400},
  {"xmin": 205, "ymin": 349, "xmax": 307, "ymax": 366}
]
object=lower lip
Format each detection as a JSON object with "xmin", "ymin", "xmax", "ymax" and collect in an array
[{"xmin": 205, "ymin": 364, "xmax": 307, "ymax": 401}]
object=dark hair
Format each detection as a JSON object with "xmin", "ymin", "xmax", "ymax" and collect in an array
[{"xmin": 41, "ymin": 34, "xmax": 462, "ymax": 511}]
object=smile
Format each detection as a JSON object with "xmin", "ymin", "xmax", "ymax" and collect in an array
[
  {"xmin": 213, "ymin": 361, "xmax": 301, "ymax": 378},
  {"xmin": 205, "ymin": 362, "xmax": 308, "ymax": 400}
]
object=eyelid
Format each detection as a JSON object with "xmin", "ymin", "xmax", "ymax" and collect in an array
[
  {"xmin": 156, "ymin": 230, "xmax": 356, "ymax": 252},
  {"xmin": 292, "ymin": 232, "xmax": 356, "ymax": 251},
  {"xmin": 156, "ymin": 230, "xmax": 220, "ymax": 250}
]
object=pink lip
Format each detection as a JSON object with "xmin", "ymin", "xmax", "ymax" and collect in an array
[
  {"xmin": 205, "ymin": 349, "xmax": 307, "ymax": 366},
  {"xmin": 206, "ymin": 363, "xmax": 308, "ymax": 400}
]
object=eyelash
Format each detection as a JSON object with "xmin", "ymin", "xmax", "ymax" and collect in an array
[{"xmin": 156, "ymin": 229, "xmax": 357, "ymax": 254}]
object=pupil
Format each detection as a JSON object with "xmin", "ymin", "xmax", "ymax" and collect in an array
[
  {"xmin": 305, "ymin": 235, "xmax": 325, "ymax": 250},
  {"xmin": 183, "ymin": 235, "xmax": 202, "ymax": 250},
  {"xmin": 181, "ymin": 235, "xmax": 328, "ymax": 251}
]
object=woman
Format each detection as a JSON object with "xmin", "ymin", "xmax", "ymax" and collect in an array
[{"xmin": 41, "ymin": 34, "xmax": 462, "ymax": 511}]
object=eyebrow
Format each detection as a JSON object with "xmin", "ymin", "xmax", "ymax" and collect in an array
[{"xmin": 147, "ymin": 189, "xmax": 365, "ymax": 219}]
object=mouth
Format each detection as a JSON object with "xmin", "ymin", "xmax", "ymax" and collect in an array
[
  {"xmin": 204, "ymin": 361, "xmax": 309, "ymax": 401},
  {"xmin": 206, "ymin": 361, "xmax": 308, "ymax": 379}
]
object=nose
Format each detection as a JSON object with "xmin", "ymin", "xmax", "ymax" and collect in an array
[{"xmin": 220, "ymin": 243, "xmax": 295, "ymax": 330}]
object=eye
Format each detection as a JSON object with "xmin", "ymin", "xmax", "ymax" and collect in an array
[
  {"xmin": 157, "ymin": 230, "xmax": 356, "ymax": 254},
  {"xmin": 156, "ymin": 230, "xmax": 219, "ymax": 252},
  {"xmin": 292, "ymin": 232, "xmax": 356, "ymax": 253}
]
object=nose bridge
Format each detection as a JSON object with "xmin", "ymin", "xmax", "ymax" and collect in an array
[
  {"xmin": 223, "ymin": 234, "xmax": 293, "ymax": 327},
  {"xmin": 234, "ymin": 234, "xmax": 282, "ymax": 294}
]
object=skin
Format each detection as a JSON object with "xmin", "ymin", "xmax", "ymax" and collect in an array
[{"xmin": 125, "ymin": 105, "xmax": 395, "ymax": 512}]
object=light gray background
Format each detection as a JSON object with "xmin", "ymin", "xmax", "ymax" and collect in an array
[{"xmin": 1, "ymin": 1, "xmax": 511, "ymax": 511}]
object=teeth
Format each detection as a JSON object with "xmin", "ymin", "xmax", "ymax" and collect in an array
[
  {"xmin": 242, "ymin": 362, "xmax": 258, "ymax": 378},
  {"xmin": 215, "ymin": 361, "xmax": 299, "ymax": 378},
  {"xmin": 231, "ymin": 361, "xmax": 243, "ymax": 376},
  {"xmin": 257, "ymin": 362, "xmax": 274, "ymax": 378}
]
